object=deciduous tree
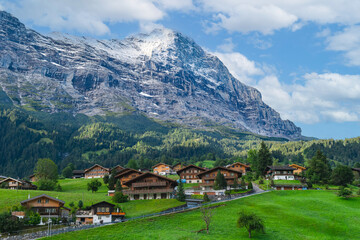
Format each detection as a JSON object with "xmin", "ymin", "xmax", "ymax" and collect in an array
[
  {"xmin": 87, "ymin": 179, "xmax": 102, "ymax": 193},
  {"xmin": 237, "ymin": 210, "xmax": 265, "ymax": 238}
]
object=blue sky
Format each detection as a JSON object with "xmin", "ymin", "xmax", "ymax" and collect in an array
[{"xmin": 1, "ymin": 0, "xmax": 360, "ymax": 140}]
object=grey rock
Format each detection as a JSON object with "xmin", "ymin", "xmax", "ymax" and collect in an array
[{"xmin": 0, "ymin": 11, "xmax": 301, "ymax": 139}]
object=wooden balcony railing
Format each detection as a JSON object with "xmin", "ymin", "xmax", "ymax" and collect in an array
[
  {"xmin": 132, "ymin": 181, "xmax": 167, "ymax": 187},
  {"xmin": 123, "ymin": 188, "xmax": 174, "ymax": 194}
]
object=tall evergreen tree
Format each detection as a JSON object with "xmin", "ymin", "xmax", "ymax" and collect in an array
[
  {"xmin": 331, "ymin": 165, "xmax": 354, "ymax": 186},
  {"xmin": 254, "ymin": 142, "xmax": 272, "ymax": 177},
  {"xmin": 306, "ymin": 150, "xmax": 332, "ymax": 184},
  {"xmin": 214, "ymin": 170, "xmax": 227, "ymax": 190},
  {"xmin": 177, "ymin": 180, "xmax": 186, "ymax": 202}
]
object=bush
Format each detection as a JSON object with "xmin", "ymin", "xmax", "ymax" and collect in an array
[
  {"xmin": 337, "ymin": 186, "xmax": 352, "ymax": 199},
  {"xmin": 259, "ymin": 179, "xmax": 264, "ymax": 184},
  {"xmin": 38, "ymin": 179, "xmax": 57, "ymax": 191},
  {"xmin": 27, "ymin": 212, "xmax": 41, "ymax": 225},
  {"xmin": 0, "ymin": 212, "xmax": 24, "ymax": 233},
  {"xmin": 56, "ymin": 183, "xmax": 62, "ymax": 192},
  {"xmin": 112, "ymin": 192, "xmax": 128, "ymax": 203},
  {"xmin": 78, "ymin": 200, "xmax": 84, "ymax": 209},
  {"xmin": 357, "ymin": 189, "xmax": 360, "ymax": 196},
  {"xmin": 270, "ymin": 180, "xmax": 275, "ymax": 187},
  {"xmin": 203, "ymin": 193, "xmax": 210, "ymax": 202},
  {"xmin": 248, "ymin": 181, "xmax": 253, "ymax": 190}
]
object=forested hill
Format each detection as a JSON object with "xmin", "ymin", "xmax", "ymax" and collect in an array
[{"xmin": 0, "ymin": 100, "xmax": 360, "ymax": 178}]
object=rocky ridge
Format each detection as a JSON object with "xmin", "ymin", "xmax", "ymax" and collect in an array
[{"xmin": 0, "ymin": 11, "xmax": 301, "ymax": 139}]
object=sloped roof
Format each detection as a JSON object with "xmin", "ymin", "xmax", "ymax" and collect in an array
[
  {"xmin": 289, "ymin": 164, "xmax": 306, "ymax": 170},
  {"xmin": 228, "ymin": 162, "xmax": 250, "ymax": 168},
  {"xmin": 123, "ymin": 172, "xmax": 177, "ymax": 186},
  {"xmin": 0, "ymin": 177, "xmax": 22, "ymax": 184},
  {"xmin": 197, "ymin": 166, "xmax": 242, "ymax": 177},
  {"xmin": 72, "ymin": 170, "xmax": 85, "ymax": 174},
  {"xmin": 91, "ymin": 201, "xmax": 115, "ymax": 208},
  {"xmin": 352, "ymin": 168, "xmax": 360, "ymax": 172},
  {"xmin": 84, "ymin": 164, "xmax": 110, "ymax": 173},
  {"xmin": 267, "ymin": 166, "xmax": 296, "ymax": 171},
  {"xmin": 176, "ymin": 164, "xmax": 206, "ymax": 175},
  {"xmin": 115, "ymin": 168, "xmax": 142, "ymax": 179},
  {"xmin": 152, "ymin": 163, "xmax": 171, "ymax": 169},
  {"xmin": 20, "ymin": 194, "xmax": 65, "ymax": 205}
]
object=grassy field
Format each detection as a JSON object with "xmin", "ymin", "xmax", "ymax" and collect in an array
[
  {"xmin": 0, "ymin": 178, "xmax": 183, "ymax": 218},
  {"xmin": 45, "ymin": 190, "xmax": 360, "ymax": 240},
  {"xmin": 195, "ymin": 160, "xmax": 215, "ymax": 168}
]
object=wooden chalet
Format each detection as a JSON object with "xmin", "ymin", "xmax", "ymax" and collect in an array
[
  {"xmin": 172, "ymin": 163, "xmax": 185, "ymax": 172},
  {"xmin": 0, "ymin": 175, "xmax": 7, "ymax": 181},
  {"xmin": 112, "ymin": 165, "xmax": 125, "ymax": 173},
  {"xmin": 177, "ymin": 164, "xmax": 206, "ymax": 183},
  {"xmin": 123, "ymin": 172, "xmax": 177, "ymax": 200},
  {"xmin": 72, "ymin": 170, "xmax": 85, "ymax": 179},
  {"xmin": 19, "ymin": 194, "xmax": 70, "ymax": 223},
  {"xmin": 28, "ymin": 174, "xmax": 37, "ymax": 182},
  {"xmin": 152, "ymin": 163, "xmax": 172, "ymax": 175},
  {"xmin": 84, "ymin": 164, "xmax": 110, "ymax": 179},
  {"xmin": 227, "ymin": 162, "xmax": 250, "ymax": 175},
  {"xmin": 0, "ymin": 177, "xmax": 37, "ymax": 190},
  {"xmin": 289, "ymin": 164, "xmax": 306, "ymax": 174},
  {"xmin": 197, "ymin": 166, "xmax": 242, "ymax": 190},
  {"xmin": 114, "ymin": 168, "xmax": 143, "ymax": 188},
  {"xmin": 76, "ymin": 201, "xmax": 125, "ymax": 224},
  {"xmin": 266, "ymin": 166, "xmax": 296, "ymax": 180}
]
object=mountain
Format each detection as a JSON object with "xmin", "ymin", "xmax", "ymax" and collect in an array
[{"xmin": 0, "ymin": 11, "xmax": 301, "ymax": 140}]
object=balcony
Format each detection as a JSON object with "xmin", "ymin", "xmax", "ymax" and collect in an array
[
  {"xmin": 199, "ymin": 182, "xmax": 214, "ymax": 187},
  {"xmin": 123, "ymin": 188, "xmax": 173, "ymax": 194},
  {"xmin": 111, "ymin": 212, "xmax": 126, "ymax": 216},
  {"xmin": 132, "ymin": 181, "xmax": 167, "ymax": 187}
]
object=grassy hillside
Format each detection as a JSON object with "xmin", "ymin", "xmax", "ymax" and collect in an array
[
  {"xmin": 45, "ymin": 191, "xmax": 360, "ymax": 240},
  {"xmin": 0, "ymin": 178, "xmax": 183, "ymax": 218}
]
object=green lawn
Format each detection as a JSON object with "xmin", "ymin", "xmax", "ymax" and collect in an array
[
  {"xmin": 45, "ymin": 191, "xmax": 360, "ymax": 240},
  {"xmin": 0, "ymin": 178, "xmax": 183, "ymax": 218},
  {"xmin": 195, "ymin": 160, "xmax": 215, "ymax": 168},
  {"xmin": 255, "ymin": 180, "xmax": 303, "ymax": 190}
]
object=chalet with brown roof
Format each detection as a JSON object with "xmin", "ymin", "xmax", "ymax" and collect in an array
[
  {"xmin": 289, "ymin": 164, "xmax": 306, "ymax": 174},
  {"xmin": 172, "ymin": 163, "xmax": 185, "ymax": 172},
  {"xmin": 76, "ymin": 201, "xmax": 125, "ymax": 224},
  {"xmin": 72, "ymin": 170, "xmax": 85, "ymax": 179},
  {"xmin": 114, "ymin": 168, "xmax": 143, "ymax": 188},
  {"xmin": 19, "ymin": 194, "xmax": 70, "ymax": 224},
  {"xmin": 84, "ymin": 164, "xmax": 110, "ymax": 179},
  {"xmin": 123, "ymin": 172, "xmax": 177, "ymax": 200},
  {"xmin": 28, "ymin": 174, "xmax": 37, "ymax": 182},
  {"xmin": 177, "ymin": 164, "xmax": 206, "ymax": 183},
  {"xmin": 197, "ymin": 166, "xmax": 242, "ymax": 190},
  {"xmin": 152, "ymin": 163, "xmax": 172, "ymax": 175},
  {"xmin": 112, "ymin": 165, "xmax": 125, "ymax": 173},
  {"xmin": 227, "ymin": 162, "xmax": 250, "ymax": 175},
  {"xmin": 266, "ymin": 166, "xmax": 296, "ymax": 180},
  {"xmin": 0, "ymin": 177, "xmax": 37, "ymax": 190}
]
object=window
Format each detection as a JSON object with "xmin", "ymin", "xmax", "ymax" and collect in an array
[
  {"xmin": 106, "ymin": 207, "xmax": 109, "ymax": 212},
  {"xmin": 224, "ymin": 173, "xmax": 227, "ymax": 177},
  {"xmin": 37, "ymin": 199, "xmax": 42, "ymax": 203},
  {"xmin": 231, "ymin": 173, "xmax": 234, "ymax": 176},
  {"xmin": 45, "ymin": 199, "xmax": 49, "ymax": 204}
]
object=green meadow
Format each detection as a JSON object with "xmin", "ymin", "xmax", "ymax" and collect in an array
[
  {"xmin": 45, "ymin": 191, "xmax": 360, "ymax": 240},
  {"xmin": 0, "ymin": 178, "xmax": 183, "ymax": 218}
]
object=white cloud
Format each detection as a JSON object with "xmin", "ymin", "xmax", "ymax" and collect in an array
[
  {"xmin": 1, "ymin": 0, "xmax": 194, "ymax": 35},
  {"xmin": 255, "ymin": 73, "xmax": 360, "ymax": 123},
  {"xmin": 325, "ymin": 25, "xmax": 360, "ymax": 66},
  {"xmin": 214, "ymin": 52, "xmax": 263, "ymax": 85},
  {"xmin": 217, "ymin": 38, "xmax": 235, "ymax": 52},
  {"xmin": 199, "ymin": 1, "xmax": 360, "ymax": 35}
]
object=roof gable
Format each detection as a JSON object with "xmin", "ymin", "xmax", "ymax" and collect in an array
[
  {"xmin": 84, "ymin": 164, "xmax": 110, "ymax": 173},
  {"xmin": 289, "ymin": 164, "xmax": 306, "ymax": 170},
  {"xmin": 91, "ymin": 201, "xmax": 115, "ymax": 208},
  {"xmin": 177, "ymin": 164, "xmax": 206, "ymax": 174},
  {"xmin": 21, "ymin": 194, "xmax": 65, "ymax": 205},
  {"xmin": 0, "ymin": 177, "xmax": 22, "ymax": 184},
  {"xmin": 123, "ymin": 172, "xmax": 176, "ymax": 186},
  {"xmin": 197, "ymin": 166, "xmax": 242, "ymax": 177},
  {"xmin": 115, "ymin": 168, "xmax": 142, "ymax": 178},
  {"xmin": 152, "ymin": 163, "xmax": 171, "ymax": 169},
  {"xmin": 229, "ymin": 162, "xmax": 249, "ymax": 168}
]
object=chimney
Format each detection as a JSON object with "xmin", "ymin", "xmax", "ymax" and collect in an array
[{"xmin": 28, "ymin": 193, "xmax": 30, "ymax": 199}]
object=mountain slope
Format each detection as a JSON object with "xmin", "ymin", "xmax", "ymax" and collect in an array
[{"xmin": 0, "ymin": 11, "xmax": 301, "ymax": 139}]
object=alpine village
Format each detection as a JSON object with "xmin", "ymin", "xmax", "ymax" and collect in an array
[{"xmin": 0, "ymin": 6, "xmax": 360, "ymax": 240}]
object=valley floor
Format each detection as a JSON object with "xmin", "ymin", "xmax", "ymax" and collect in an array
[{"xmin": 44, "ymin": 190, "xmax": 360, "ymax": 240}]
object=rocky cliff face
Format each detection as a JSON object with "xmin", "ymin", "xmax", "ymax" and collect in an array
[{"xmin": 0, "ymin": 11, "xmax": 301, "ymax": 139}]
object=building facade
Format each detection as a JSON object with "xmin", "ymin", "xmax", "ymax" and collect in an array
[
  {"xmin": 177, "ymin": 164, "xmax": 206, "ymax": 183},
  {"xmin": 76, "ymin": 201, "xmax": 125, "ymax": 224},
  {"xmin": 152, "ymin": 163, "xmax": 172, "ymax": 175},
  {"xmin": 227, "ymin": 162, "xmax": 250, "ymax": 175},
  {"xmin": 266, "ymin": 166, "xmax": 296, "ymax": 180},
  {"xmin": 123, "ymin": 172, "xmax": 177, "ymax": 200},
  {"xmin": 84, "ymin": 164, "xmax": 110, "ymax": 179},
  {"xmin": 197, "ymin": 166, "xmax": 242, "ymax": 190},
  {"xmin": 0, "ymin": 177, "xmax": 37, "ymax": 190},
  {"xmin": 19, "ymin": 194, "xmax": 70, "ymax": 224},
  {"xmin": 289, "ymin": 164, "xmax": 306, "ymax": 175},
  {"xmin": 114, "ymin": 168, "xmax": 143, "ymax": 188}
]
